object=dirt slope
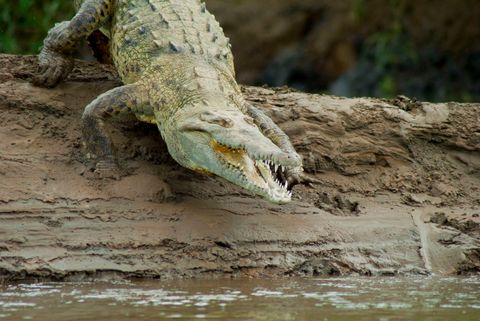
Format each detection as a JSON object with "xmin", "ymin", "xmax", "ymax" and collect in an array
[{"xmin": 0, "ymin": 55, "xmax": 478, "ymax": 281}]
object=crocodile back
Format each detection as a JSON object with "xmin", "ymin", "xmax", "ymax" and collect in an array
[{"xmin": 110, "ymin": 0, "xmax": 235, "ymax": 84}]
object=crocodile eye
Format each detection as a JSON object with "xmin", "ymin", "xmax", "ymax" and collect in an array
[{"xmin": 200, "ymin": 112, "xmax": 233, "ymax": 128}]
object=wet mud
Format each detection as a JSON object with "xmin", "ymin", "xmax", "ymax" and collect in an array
[{"xmin": 0, "ymin": 55, "xmax": 479, "ymax": 281}]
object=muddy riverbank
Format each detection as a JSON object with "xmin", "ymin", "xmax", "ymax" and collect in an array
[{"xmin": 0, "ymin": 55, "xmax": 478, "ymax": 281}]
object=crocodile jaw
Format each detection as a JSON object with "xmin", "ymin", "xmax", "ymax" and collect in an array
[
  {"xmin": 211, "ymin": 140, "xmax": 293, "ymax": 203},
  {"xmin": 168, "ymin": 108, "xmax": 301, "ymax": 204}
]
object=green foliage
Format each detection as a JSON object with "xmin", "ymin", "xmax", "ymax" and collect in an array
[
  {"xmin": 351, "ymin": 0, "xmax": 367, "ymax": 22},
  {"xmin": 364, "ymin": 0, "xmax": 417, "ymax": 98},
  {"xmin": 378, "ymin": 76, "xmax": 396, "ymax": 98},
  {"xmin": 349, "ymin": 0, "xmax": 479, "ymax": 102},
  {"xmin": 0, "ymin": 0, "xmax": 74, "ymax": 54}
]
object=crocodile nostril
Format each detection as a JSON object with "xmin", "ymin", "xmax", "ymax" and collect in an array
[
  {"xmin": 200, "ymin": 113, "xmax": 233, "ymax": 128},
  {"xmin": 216, "ymin": 118, "xmax": 233, "ymax": 128}
]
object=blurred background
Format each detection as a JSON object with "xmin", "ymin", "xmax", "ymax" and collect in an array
[{"xmin": 1, "ymin": 0, "xmax": 479, "ymax": 102}]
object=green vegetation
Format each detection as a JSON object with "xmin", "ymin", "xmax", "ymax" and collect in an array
[
  {"xmin": 1, "ymin": 0, "xmax": 477, "ymax": 102},
  {"xmin": 349, "ymin": 0, "xmax": 478, "ymax": 102},
  {"xmin": 355, "ymin": 0, "xmax": 418, "ymax": 98},
  {"xmin": 0, "ymin": 0, "xmax": 74, "ymax": 54}
]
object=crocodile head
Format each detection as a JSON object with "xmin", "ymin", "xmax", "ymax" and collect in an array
[{"xmin": 161, "ymin": 109, "xmax": 302, "ymax": 203}]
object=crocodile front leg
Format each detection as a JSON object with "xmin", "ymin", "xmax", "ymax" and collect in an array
[
  {"xmin": 82, "ymin": 84, "xmax": 151, "ymax": 178},
  {"xmin": 33, "ymin": 0, "xmax": 113, "ymax": 87},
  {"xmin": 246, "ymin": 104, "xmax": 321, "ymax": 187}
]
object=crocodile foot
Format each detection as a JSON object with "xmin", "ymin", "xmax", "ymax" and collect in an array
[{"xmin": 32, "ymin": 47, "xmax": 74, "ymax": 88}]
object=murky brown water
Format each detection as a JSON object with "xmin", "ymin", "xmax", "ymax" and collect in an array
[{"xmin": 1, "ymin": 277, "xmax": 479, "ymax": 321}]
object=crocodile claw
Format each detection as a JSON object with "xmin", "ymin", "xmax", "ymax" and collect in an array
[{"xmin": 32, "ymin": 48, "xmax": 73, "ymax": 88}]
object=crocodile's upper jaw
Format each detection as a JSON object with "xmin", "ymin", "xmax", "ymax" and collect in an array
[{"xmin": 211, "ymin": 140, "xmax": 293, "ymax": 203}]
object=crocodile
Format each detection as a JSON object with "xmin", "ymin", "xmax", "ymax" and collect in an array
[{"xmin": 33, "ymin": 0, "xmax": 316, "ymax": 203}]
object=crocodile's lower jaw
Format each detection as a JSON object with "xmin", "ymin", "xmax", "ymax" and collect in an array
[{"xmin": 212, "ymin": 141, "xmax": 292, "ymax": 203}]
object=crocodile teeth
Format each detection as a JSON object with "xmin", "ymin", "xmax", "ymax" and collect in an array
[{"xmin": 214, "ymin": 142, "xmax": 292, "ymax": 202}]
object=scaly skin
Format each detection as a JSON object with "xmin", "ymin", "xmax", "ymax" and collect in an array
[{"xmin": 33, "ymin": 0, "xmax": 317, "ymax": 203}]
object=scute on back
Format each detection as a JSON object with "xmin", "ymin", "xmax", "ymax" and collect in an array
[{"xmin": 107, "ymin": 0, "xmax": 234, "ymax": 83}]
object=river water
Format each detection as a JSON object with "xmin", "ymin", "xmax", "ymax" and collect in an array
[{"xmin": 1, "ymin": 276, "xmax": 479, "ymax": 321}]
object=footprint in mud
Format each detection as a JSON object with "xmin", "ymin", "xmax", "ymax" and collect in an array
[{"xmin": 314, "ymin": 192, "xmax": 360, "ymax": 216}]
